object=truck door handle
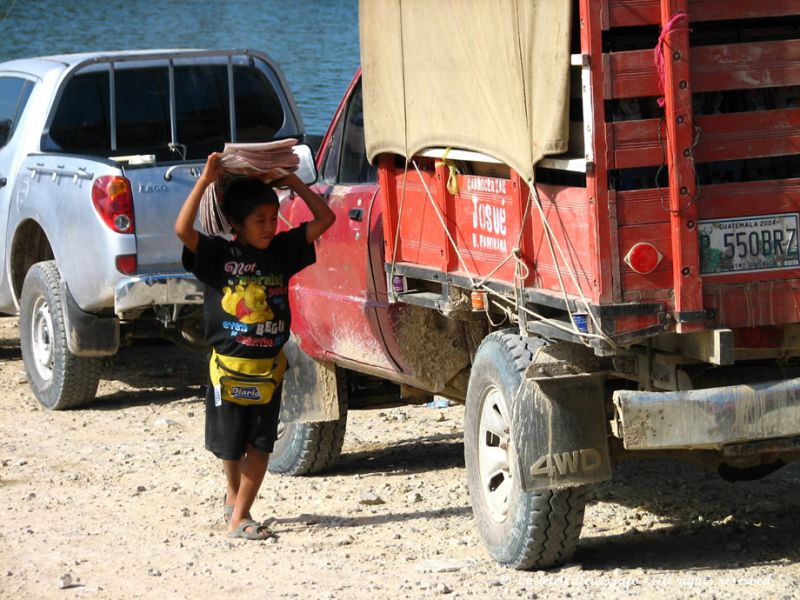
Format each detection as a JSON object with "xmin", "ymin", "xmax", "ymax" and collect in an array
[
  {"xmin": 0, "ymin": 177, "xmax": 6, "ymax": 188},
  {"xmin": 348, "ymin": 208, "xmax": 364, "ymax": 222}
]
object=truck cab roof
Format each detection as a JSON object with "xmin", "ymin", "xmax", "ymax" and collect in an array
[
  {"xmin": 0, "ymin": 48, "xmax": 275, "ymax": 79},
  {"xmin": 0, "ymin": 48, "xmax": 305, "ymax": 161}
]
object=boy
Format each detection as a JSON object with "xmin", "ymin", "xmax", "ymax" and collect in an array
[{"xmin": 175, "ymin": 152, "xmax": 335, "ymax": 539}]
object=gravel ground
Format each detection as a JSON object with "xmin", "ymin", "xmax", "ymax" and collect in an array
[{"xmin": 1, "ymin": 315, "xmax": 799, "ymax": 599}]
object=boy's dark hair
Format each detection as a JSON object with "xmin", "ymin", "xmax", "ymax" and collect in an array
[{"xmin": 221, "ymin": 177, "xmax": 279, "ymax": 225}]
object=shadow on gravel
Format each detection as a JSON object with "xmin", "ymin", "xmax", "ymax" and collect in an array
[
  {"xmin": 91, "ymin": 388, "xmax": 204, "ymax": 410},
  {"xmin": 333, "ymin": 432, "xmax": 465, "ymax": 477},
  {"xmin": 579, "ymin": 459, "xmax": 800, "ymax": 570},
  {"xmin": 271, "ymin": 505, "xmax": 472, "ymax": 531},
  {"xmin": 0, "ymin": 315, "xmax": 21, "ymax": 361},
  {"xmin": 0, "ymin": 335, "xmax": 21, "ymax": 361},
  {"xmin": 92, "ymin": 340, "xmax": 207, "ymax": 409},
  {"xmin": 0, "ymin": 346, "xmax": 20, "ymax": 361},
  {"xmin": 0, "ymin": 332, "xmax": 205, "ymax": 409}
]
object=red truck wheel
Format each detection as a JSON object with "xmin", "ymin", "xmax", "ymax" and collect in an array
[
  {"xmin": 18, "ymin": 261, "xmax": 102, "ymax": 410},
  {"xmin": 464, "ymin": 330, "xmax": 586, "ymax": 569},
  {"xmin": 270, "ymin": 415, "xmax": 347, "ymax": 476},
  {"xmin": 269, "ymin": 337, "xmax": 348, "ymax": 475}
]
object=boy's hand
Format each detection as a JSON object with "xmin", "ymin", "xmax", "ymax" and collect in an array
[
  {"xmin": 270, "ymin": 172, "xmax": 300, "ymax": 189},
  {"xmin": 177, "ymin": 152, "xmax": 222, "ymax": 252},
  {"xmin": 272, "ymin": 172, "xmax": 335, "ymax": 243},
  {"xmin": 199, "ymin": 152, "xmax": 223, "ymax": 186}
]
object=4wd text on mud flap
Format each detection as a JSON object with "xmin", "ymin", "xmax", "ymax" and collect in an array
[{"xmin": 530, "ymin": 448, "xmax": 604, "ymax": 478}]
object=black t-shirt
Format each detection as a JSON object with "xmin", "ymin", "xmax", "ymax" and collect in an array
[{"xmin": 182, "ymin": 224, "xmax": 316, "ymax": 358}]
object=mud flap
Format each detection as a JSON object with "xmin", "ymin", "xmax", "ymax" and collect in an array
[
  {"xmin": 279, "ymin": 336, "xmax": 341, "ymax": 423},
  {"xmin": 511, "ymin": 374, "xmax": 612, "ymax": 492},
  {"xmin": 60, "ymin": 282, "xmax": 119, "ymax": 357}
]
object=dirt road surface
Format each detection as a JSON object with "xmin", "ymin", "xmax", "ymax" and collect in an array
[{"xmin": 1, "ymin": 315, "xmax": 799, "ymax": 599}]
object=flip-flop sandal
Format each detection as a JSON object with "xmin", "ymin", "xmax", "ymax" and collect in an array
[
  {"xmin": 223, "ymin": 494, "xmax": 253, "ymax": 524},
  {"xmin": 223, "ymin": 494, "xmax": 234, "ymax": 524},
  {"xmin": 228, "ymin": 519, "xmax": 274, "ymax": 540}
]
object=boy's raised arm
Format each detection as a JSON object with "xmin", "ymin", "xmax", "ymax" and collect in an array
[
  {"xmin": 274, "ymin": 173, "xmax": 336, "ymax": 243},
  {"xmin": 174, "ymin": 153, "xmax": 222, "ymax": 253}
]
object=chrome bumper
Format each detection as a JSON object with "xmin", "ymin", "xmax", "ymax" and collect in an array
[
  {"xmin": 613, "ymin": 377, "xmax": 800, "ymax": 450},
  {"xmin": 114, "ymin": 273, "xmax": 203, "ymax": 319}
]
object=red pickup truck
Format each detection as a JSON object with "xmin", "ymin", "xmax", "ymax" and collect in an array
[{"xmin": 272, "ymin": 0, "xmax": 800, "ymax": 571}]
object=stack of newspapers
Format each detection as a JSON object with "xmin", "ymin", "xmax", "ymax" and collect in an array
[{"xmin": 200, "ymin": 138, "xmax": 299, "ymax": 235}]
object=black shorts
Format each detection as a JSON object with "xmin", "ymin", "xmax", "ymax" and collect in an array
[{"xmin": 204, "ymin": 381, "xmax": 283, "ymax": 460}]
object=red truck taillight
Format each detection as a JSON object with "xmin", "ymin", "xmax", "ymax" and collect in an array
[{"xmin": 92, "ymin": 176, "xmax": 135, "ymax": 234}]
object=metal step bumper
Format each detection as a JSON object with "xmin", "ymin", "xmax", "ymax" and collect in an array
[
  {"xmin": 612, "ymin": 378, "xmax": 800, "ymax": 450},
  {"xmin": 114, "ymin": 273, "xmax": 203, "ymax": 319}
]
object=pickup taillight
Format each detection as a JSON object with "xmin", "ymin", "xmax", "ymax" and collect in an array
[
  {"xmin": 115, "ymin": 254, "xmax": 137, "ymax": 275},
  {"xmin": 91, "ymin": 176, "xmax": 135, "ymax": 234}
]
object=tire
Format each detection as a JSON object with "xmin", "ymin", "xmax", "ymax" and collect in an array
[
  {"xmin": 268, "ymin": 346, "xmax": 348, "ymax": 475},
  {"xmin": 19, "ymin": 261, "xmax": 102, "ymax": 410},
  {"xmin": 464, "ymin": 330, "xmax": 587, "ymax": 570},
  {"xmin": 269, "ymin": 413, "xmax": 348, "ymax": 475}
]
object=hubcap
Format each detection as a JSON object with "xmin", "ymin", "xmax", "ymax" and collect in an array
[
  {"xmin": 30, "ymin": 295, "xmax": 55, "ymax": 381},
  {"xmin": 477, "ymin": 385, "xmax": 513, "ymax": 522}
]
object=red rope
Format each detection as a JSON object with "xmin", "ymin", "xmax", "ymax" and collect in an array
[{"xmin": 654, "ymin": 11, "xmax": 690, "ymax": 108}]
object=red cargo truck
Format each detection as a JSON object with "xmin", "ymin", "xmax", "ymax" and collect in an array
[{"xmin": 272, "ymin": 0, "xmax": 800, "ymax": 569}]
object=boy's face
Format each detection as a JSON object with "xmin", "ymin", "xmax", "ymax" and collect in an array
[{"xmin": 238, "ymin": 203, "xmax": 279, "ymax": 250}]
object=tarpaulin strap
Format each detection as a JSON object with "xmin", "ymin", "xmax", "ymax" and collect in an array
[
  {"xmin": 435, "ymin": 147, "xmax": 460, "ymax": 195},
  {"xmin": 654, "ymin": 11, "xmax": 690, "ymax": 108},
  {"xmin": 405, "ymin": 159, "xmax": 617, "ymax": 346}
]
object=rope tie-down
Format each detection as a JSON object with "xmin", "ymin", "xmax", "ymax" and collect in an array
[
  {"xmin": 652, "ymin": 11, "xmax": 702, "ymax": 214},
  {"xmin": 388, "ymin": 158, "xmax": 618, "ymax": 348},
  {"xmin": 654, "ymin": 11, "xmax": 690, "ymax": 109}
]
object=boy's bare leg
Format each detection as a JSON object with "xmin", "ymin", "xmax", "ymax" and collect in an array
[
  {"xmin": 222, "ymin": 457, "xmax": 243, "ymax": 508},
  {"xmin": 228, "ymin": 444, "xmax": 270, "ymax": 532}
]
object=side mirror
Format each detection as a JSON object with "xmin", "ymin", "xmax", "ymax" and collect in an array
[{"xmin": 292, "ymin": 143, "xmax": 318, "ymax": 185}]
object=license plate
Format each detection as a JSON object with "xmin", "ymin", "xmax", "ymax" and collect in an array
[{"xmin": 699, "ymin": 213, "xmax": 800, "ymax": 274}]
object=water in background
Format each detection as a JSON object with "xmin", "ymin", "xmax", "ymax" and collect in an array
[{"xmin": 0, "ymin": 0, "xmax": 360, "ymax": 135}]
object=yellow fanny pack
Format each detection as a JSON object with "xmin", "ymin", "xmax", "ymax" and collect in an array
[{"xmin": 209, "ymin": 349, "xmax": 287, "ymax": 406}]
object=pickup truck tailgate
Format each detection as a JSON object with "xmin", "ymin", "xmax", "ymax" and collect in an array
[{"xmin": 124, "ymin": 164, "xmax": 202, "ymax": 273}]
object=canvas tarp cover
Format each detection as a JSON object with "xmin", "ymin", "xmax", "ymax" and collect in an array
[{"xmin": 359, "ymin": 0, "xmax": 572, "ymax": 182}]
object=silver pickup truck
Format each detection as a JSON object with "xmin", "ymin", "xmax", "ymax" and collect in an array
[{"xmin": 0, "ymin": 49, "xmax": 315, "ymax": 409}]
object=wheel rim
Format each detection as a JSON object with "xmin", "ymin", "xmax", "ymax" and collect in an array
[
  {"xmin": 477, "ymin": 384, "xmax": 513, "ymax": 522},
  {"xmin": 30, "ymin": 295, "xmax": 55, "ymax": 381}
]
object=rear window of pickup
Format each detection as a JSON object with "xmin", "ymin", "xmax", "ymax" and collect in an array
[{"xmin": 45, "ymin": 64, "xmax": 285, "ymax": 160}]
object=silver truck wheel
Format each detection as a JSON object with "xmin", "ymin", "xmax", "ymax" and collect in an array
[
  {"xmin": 19, "ymin": 261, "xmax": 102, "ymax": 410},
  {"xmin": 269, "ymin": 337, "xmax": 348, "ymax": 475},
  {"xmin": 29, "ymin": 295, "xmax": 56, "ymax": 381},
  {"xmin": 464, "ymin": 330, "xmax": 587, "ymax": 570}
]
